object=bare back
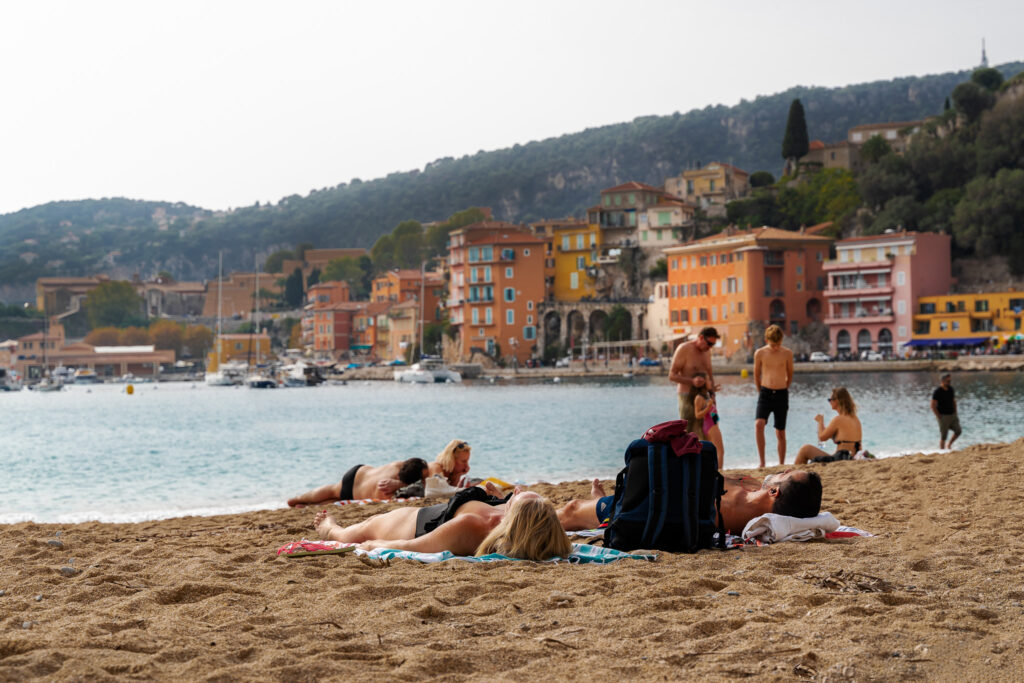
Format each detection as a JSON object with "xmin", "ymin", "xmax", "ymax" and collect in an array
[
  {"xmin": 670, "ymin": 341, "xmax": 712, "ymax": 395},
  {"xmin": 754, "ymin": 343, "xmax": 793, "ymax": 391},
  {"xmin": 351, "ymin": 461, "xmax": 403, "ymax": 499},
  {"xmin": 824, "ymin": 414, "xmax": 863, "ymax": 447}
]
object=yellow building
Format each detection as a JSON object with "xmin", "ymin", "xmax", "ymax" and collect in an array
[
  {"xmin": 552, "ymin": 222, "xmax": 602, "ymax": 301},
  {"xmin": 909, "ymin": 291, "xmax": 1024, "ymax": 350},
  {"xmin": 664, "ymin": 162, "xmax": 749, "ymax": 213},
  {"xmin": 207, "ymin": 333, "xmax": 272, "ymax": 370}
]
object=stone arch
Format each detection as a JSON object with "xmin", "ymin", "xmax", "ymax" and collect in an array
[
  {"xmin": 857, "ymin": 329, "xmax": 873, "ymax": 353},
  {"xmin": 566, "ymin": 310, "xmax": 587, "ymax": 346},
  {"xmin": 836, "ymin": 329, "xmax": 851, "ymax": 354},
  {"xmin": 543, "ymin": 311, "xmax": 562, "ymax": 351},
  {"xmin": 769, "ymin": 299, "xmax": 786, "ymax": 325},
  {"xmin": 589, "ymin": 310, "xmax": 609, "ymax": 341},
  {"xmin": 805, "ymin": 297, "xmax": 822, "ymax": 322},
  {"xmin": 878, "ymin": 328, "xmax": 893, "ymax": 354}
]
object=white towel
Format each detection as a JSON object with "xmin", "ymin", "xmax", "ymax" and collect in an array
[
  {"xmin": 741, "ymin": 511, "xmax": 841, "ymax": 544},
  {"xmin": 423, "ymin": 474, "xmax": 462, "ymax": 497}
]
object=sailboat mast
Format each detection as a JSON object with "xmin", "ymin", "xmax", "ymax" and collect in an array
[
  {"xmin": 419, "ymin": 260, "xmax": 426, "ymax": 360},
  {"xmin": 216, "ymin": 252, "xmax": 223, "ymax": 370}
]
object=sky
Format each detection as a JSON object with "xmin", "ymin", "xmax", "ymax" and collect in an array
[{"xmin": 1, "ymin": 0, "xmax": 1021, "ymax": 216}]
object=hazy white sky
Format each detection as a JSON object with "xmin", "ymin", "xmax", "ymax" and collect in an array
[{"xmin": 1, "ymin": 0, "xmax": 1020, "ymax": 216}]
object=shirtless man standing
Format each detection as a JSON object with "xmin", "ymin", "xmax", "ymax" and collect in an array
[
  {"xmin": 753, "ymin": 324, "xmax": 794, "ymax": 467},
  {"xmin": 669, "ymin": 326, "xmax": 720, "ymax": 428}
]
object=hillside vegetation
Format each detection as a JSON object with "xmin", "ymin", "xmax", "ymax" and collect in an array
[{"xmin": 1, "ymin": 61, "xmax": 1021, "ymax": 290}]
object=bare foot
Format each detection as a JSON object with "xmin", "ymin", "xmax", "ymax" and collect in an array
[
  {"xmin": 314, "ymin": 510, "xmax": 340, "ymax": 539},
  {"xmin": 590, "ymin": 478, "xmax": 606, "ymax": 498}
]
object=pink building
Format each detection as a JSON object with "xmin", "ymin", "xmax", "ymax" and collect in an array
[{"xmin": 823, "ymin": 231, "xmax": 951, "ymax": 357}]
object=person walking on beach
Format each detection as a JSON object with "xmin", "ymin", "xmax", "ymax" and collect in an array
[
  {"xmin": 669, "ymin": 327, "xmax": 720, "ymax": 429},
  {"xmin": 754, "ymin": 324, "xmax": 794, "ymax": 467},
  {"xmin": 932, "ymin": 374, "xmax": 961, "ymax": 450}
]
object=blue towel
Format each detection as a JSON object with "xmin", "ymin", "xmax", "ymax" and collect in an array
[{"xmin": 358, "ymin": 542, "xmax": 656, "ymax": 564}]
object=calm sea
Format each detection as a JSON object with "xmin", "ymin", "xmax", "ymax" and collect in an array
[{"xmin": 2, "ymin": 371, "xmax": 1022, "ymax": 523}]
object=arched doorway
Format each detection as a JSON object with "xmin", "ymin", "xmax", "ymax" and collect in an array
[
  {"xmin": 878, "ymin": 328, "xmax": 893, "ymax": 355},
  {"xmin": 769, "ymin": 299, "xmax": 786, "ymax": 326},
  {"xmin": 857, "ymin": 329, "xmax": 873, "ymax": 355},
  {"xmin": 806, "ymin": 298, "xmax": 822, "ymax": 322},
  {"xmin": 543, "ymin": 311, "xmax": 561, "ymax": 351},
  {"xmin": 566, "ymin": 310, "xmax": 586, "ymax": 347},
  {"xmin": 836, "ymin": 330, "xmax": 851, "ymax": 356},
  {"xmin": 589, "ymin": 310, "xmax": 609, "ymax": 341}
]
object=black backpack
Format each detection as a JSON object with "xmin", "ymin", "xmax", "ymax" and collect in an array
[{"xmin": 604, "ymin": 436, "xmax": 726, "ymax": 553}]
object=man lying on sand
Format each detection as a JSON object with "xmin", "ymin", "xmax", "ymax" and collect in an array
[
  {"xmin": 288, "ymin": 439, "xmax": 473, "ymax": 507},
  {"xmin": 557, "ymin": 469, "xmax": 822, "ymax": 534},
  {"xmin": 314, "ymin": 470, "xmax": 822, "ymax": 554},
  {"xmin": 313, "ymin": 484, "xmax": 570, "ymax": 560}
]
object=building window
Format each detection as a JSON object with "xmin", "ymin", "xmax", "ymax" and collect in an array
[
  {"xmin": 699, "ymin": 308, "xmax": 709, "ymax": 321},
  {"xmin": 939, "ymin": 321, "xmax": 948, "ymax": 331},
  {"xmin": 527, "ymin": 300, "xmax": 533, "ymax": 310},
  {"xmin": 469, "ymin": 247, "xmax": 479, "ymax": 263},
  {"xmin": 472, "ymin": 308, "xmax": 479, "ymax": 324},
  {"xmin": 506, "ymin": 267, "xmax": 514, "ymax": 278},
  {"xmin": 975, "ymin": 299, "xmax": 989, "ymax": 312},
  {"xmin": 576, "ymin": 256, "xmax": 586, "ymax": 269},
  {"xmin": 506, "ymin": 310, "xmax": 514, "ymax": 325},
  {"xmin": 523, "ymin": 326, "xmax": 536, "ymax": 340},
  {"xmin": 796, "ymin": 265, "xmax": 803, "ymax": 275},
  {"xmin": 524, "ymin": 248, "xmax": 530, "ymax": 256},
  {"xmin": 796, "ymin": 280, "xmax": 803, "ymax": 291},
  {"xmin": 485, "ymin": 308, "xmax": 493, "ymax": 324},
  {"xmin": 920, "ymin": 302, "xmax": 936, "ymax": 314},
  {"xmin": 527, "ymin": 314, "xmax": 533, "ymax": 324},
  {"xmin": 711, "ymin": 280, "xmax": 717, "ymax": 296},
  {"xmin": 562, "ymin": 236, "xmax": 570, "ymax": 251},
  {"xmin": 699, "ymin": 283, "xmax": 708, "ymax": 296},
  {"xmin": 570, "ymin": 272, "xmax": 579, "ymax": 289},
  {"xmin": 699, "ymin": 256, "xmax": 707, "ymax": 266},
  {"xmin": 738, "ymin": 302, "xmax": 744, "ymax": 314},
  {"xmin": 671, "ymin": 259, "xmax": 678, "ymax": 270},
  {"xmin": 504, "ymin": 287, "xmax": 515, "ymax": 302},
  {"xmin": 671, "ymin": 310, "xmax": 679, "ymax": 323},
  {"xmin": 952, "ymin": 321, "xmax": 960, "ymax": 331},
  {"xmin": 897, "ymin": 300, "xmax": 906, "ymax": 314},
  {"xmin": 470, "ymin": 268, "xmax": 478, "ymax": 284}
]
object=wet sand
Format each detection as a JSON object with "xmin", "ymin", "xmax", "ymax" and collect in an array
[{"xmin": 3, "ymin": 439, "xmax": 1024, "ymax": 681}]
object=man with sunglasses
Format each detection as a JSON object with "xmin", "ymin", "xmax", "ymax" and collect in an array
[
  {"xmin": 557, "ymin": 469, "xmax": 822, "ymax": 535},
  {"xmin": 669, "ymin": 326, "xmax": 721, "ymax": 427}
]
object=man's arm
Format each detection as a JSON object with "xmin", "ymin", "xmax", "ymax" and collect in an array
[
  {"xmin": 785, "ymin": 349, "xmax": 794, "ymax": 389},
  {"xmin": 930, "ymin": 398, "xmax": 940, "ymax": 418},
  {"xmin": 753, "ymin": 348, "xmax": 763, "ymax": 391}
]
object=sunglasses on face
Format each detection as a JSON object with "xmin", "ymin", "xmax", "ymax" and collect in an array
[{"xmin": 455, "ymin": 442, "xmax": 469, "ymax": 451}]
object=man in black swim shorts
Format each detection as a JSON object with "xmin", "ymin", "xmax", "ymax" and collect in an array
[{"xmin": 753, "ymin": 324, "xmax": 793, "ymax": 467}]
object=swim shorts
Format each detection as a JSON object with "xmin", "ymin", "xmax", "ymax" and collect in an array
[
  {"xmin": 595, "ymin": 495, "xmax": 614, "ymax": 525},
  {"xmin": 755, "ymin": 387, "xmax": 789, "ymax": 430},
  {"xmin": 339, "ymin": 464, "xmax": 364, "ymax": 500},
  {"xmin": 938, "ymin": 413, "xmax": 962, "ymax": 440}
]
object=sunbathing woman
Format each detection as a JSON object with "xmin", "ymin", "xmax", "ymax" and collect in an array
[
  {"xmin": 794, "ymin": 387, "xmax": 863, "ymax": 464},
  {"xmin": 313, "ymin": 486, "xmax": 572, "ymax": 559},
  {"xmin": 287, "ymin": 439, "xmax": 473, "ymax": 507}
]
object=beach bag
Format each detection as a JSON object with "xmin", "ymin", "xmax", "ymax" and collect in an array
[{"xmin": 604, "ymin": 423, "xmax": 726, "ymax": 553}]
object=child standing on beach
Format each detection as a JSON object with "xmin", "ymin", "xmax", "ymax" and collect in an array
[{"xmin": 691, "ymin": 372, "xmax": 725, "ymax": 468}]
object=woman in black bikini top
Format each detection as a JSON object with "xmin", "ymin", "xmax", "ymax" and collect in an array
[{"xmin": 795, "ymin": 387, "xmax": 864, "ymax": 465}]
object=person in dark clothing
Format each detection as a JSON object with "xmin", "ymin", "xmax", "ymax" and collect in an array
[{"xmin": 931, "ymin": 373, "xmax": 961, "ymax": 450}]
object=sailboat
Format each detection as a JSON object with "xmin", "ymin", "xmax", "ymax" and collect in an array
[
  {"xmin": 206, "ymin": 252, "xmax": 244, "ymax": 386},
  {"xmin": 31, "ymin": 315, "xmax": 64, "ymax": 391},
  {"xmin": 245, "ymin": 263, "xmax": 276, "ymax": 388}
]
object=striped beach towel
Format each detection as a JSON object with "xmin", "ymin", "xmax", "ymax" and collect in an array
[
  {"xmin": 357, "ymin": 542, "xmax": 657, "ymax": 564},
  {"xmin": 333, "ymin": 496, "xmax": 422, "ymax": 507}
]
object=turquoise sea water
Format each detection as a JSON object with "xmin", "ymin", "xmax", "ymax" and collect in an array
[{"xmin": 2, "ymin": 371, "xmax": 1022, "ymax": 523}]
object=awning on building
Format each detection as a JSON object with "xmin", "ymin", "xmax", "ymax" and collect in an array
[
  {"xmin": 902, "ymin": 337, "xmax": 989, "ymax": 347},
  {"xmin": 350, "ymin": 344, "xmax": 373, "ymax": 350}
]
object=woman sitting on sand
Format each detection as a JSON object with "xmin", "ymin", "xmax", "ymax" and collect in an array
[
  {"xmin": 286, "ymin": 439, "xmax": 473, "ymax": 507},
  {"xmin": 313, "ymin": 485, "xmax": 571, "ymax": 559},
  {"xmin": 794, "ymin": 387, "xmax": 863, "ymax": 464}
]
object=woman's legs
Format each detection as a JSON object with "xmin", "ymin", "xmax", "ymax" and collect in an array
[
  {"xmin": 314, "ymin": 505, "xmax": 419, "ymax": 543},
  {"xmin": 794, "ymin": 444, "xmax": 829, "ymax": 465},
  {"xmin": 707, "ymin": 425, "xmax": 725, "ymax": 469}
]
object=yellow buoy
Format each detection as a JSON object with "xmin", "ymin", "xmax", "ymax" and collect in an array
[
  {"xmin": 126, "ymin": 384, "xmax": 134, "ymax": 395},
  {"xmin": 740, "ymin": 368, "xmax": 749, "ymax": 378}
]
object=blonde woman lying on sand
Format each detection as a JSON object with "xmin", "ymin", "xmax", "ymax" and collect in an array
[
  {"xmin": 287, "ymin": 439, "xmax": 473, "ymax": 506},
  {"xmin": 313, "ymin": 485, "xmax": 571, "ymax": 560}
]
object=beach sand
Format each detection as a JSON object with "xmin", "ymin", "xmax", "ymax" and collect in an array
[{"xmin": 3, "ymin": 439, "xmax": 1024, "ymax": 681}]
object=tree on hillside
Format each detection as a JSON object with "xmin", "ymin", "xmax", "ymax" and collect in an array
[
  {"xmin": 307, "ymin": 268, "xmax": 320, "ymax": 288},
  {"xmin": 971, "ymin": 67, "xmax": 1004, "ymax": 91},
  {"xmin": 424, "ymin": 207, "xmax": 490, "ymax": 256},
  {"xmin": 952, "ymin": 82, "xmax": 996, "ymax": 123},
  {"xmin": 782, "ymin": 99, "xmax": 809, "ymax": 165},
  {"xmin": 749, "ymin": 171, "xmax": 775, "ymax": 187},
  {"xmin": 84, "ymin": 327, "xmax": 121, "ymax": 346},
  {"xmin": 322, "ymin": 257, "xmax": 369, "ymax": 298},
  {"xmin": 150, "ymin": 319, "xmax": 184, "ymax": 356},
  {"xmin": 860, "ymin": 135, "xmax": 892, "ymax": 164},
  {"xmin": 391, "ymin": 220, "xmax": 425, "ymax": 269},
  {"xmin": 85, "ymin": 281, "xmax": 145, "ymax": 329},
  {"xmin": 370, "ymin": 235, "xmax": 396, "ymax": 272},
  {"xmin": 295, "ymin": 242, "xmax": 314, "ymax": 261},
  {"xmin": 605, "ymin": 305, "xmax": 631, "ymax": 342},
  {"xmin": 975, "ymin": 96, "xmax": 1024, "ymax": 176},
  {"xmin": 951, "ymin": 168, "xmax": 1024, "ymax": 274},
  {"xmin": 284, "ymin": 267, "xmax": 304, "ymax": 307},
  {"xmin": 265, "ymin": 249, "xmax": 294, "ymax": 273}
]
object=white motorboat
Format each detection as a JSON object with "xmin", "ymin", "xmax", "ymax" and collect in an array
[
  {"xmin": 0, "ymin": 368, "xmax": 22, "ymax": 391},
  {"xmin": 30, "ymin": 376, "xmax": 64, "ymax": 392},
  {"xmin": 244, "ymin": 372, "xmax": 277, "ymax": 389},
  {"xmin": 73, "ymin": 368, "xmax": 102, "ymax": 384},
  {"xmin": 394, "ymin": 357, "xmax": 461, "ymax": 383},
  {"xmin": 206, "ymin": 361, "xmax": 246, "ymax": 386}
]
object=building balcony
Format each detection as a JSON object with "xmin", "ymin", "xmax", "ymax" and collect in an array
[
  {"xmin": 468, "ymin": 297, "xmax": 495, "ymax": 304},
  {"xmin": 825, "ymin": 312, "xmax": 895, "ymax": 325},
  {"xmin": 822, "ymin": 258, "xmax": 894, "ymax": 272},
  {"xmin": 823, "ymin": 285, "xmax": 894, "ymax": 298}
]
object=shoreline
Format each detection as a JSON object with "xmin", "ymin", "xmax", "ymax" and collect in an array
[{"xmin": 2, "ymin": 438, "xmax": 1024, "ymax": 679}]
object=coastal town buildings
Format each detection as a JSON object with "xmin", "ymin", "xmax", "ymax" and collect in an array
[
  {"xmin": 909, "ymin": 290, "xmax": 1024, "ymax": 350},
  {"xmin": 663, "ymin": 226, "xmax": 833, "ymax": 358},
  {"xmin": 200, "ymin": 272, "xmax": 282, "ymax": 319},
  {"xmin": 383, "ymin": 300, "xmax": 419, "ymax": 362},
  {"xmin": 799, "ymin": 120, "xmax": 928, "ymax": 173},
  {"xmin": 280, "ymin": 248, "xmax": 368, "ymax": 286},
  {"xmin": 14, "ymin": 323, "xmax": 175, "ymax": 381},
  {"xmin": 664, "ymin": 162, "xmax": 750, "ymax": 216},
  {"xmin": 352, "ymin": 302, "xmax": 392, "ymax": 359},
  {"xmin": 550, "ymin": 220, "xmax": 601, "ymax": 302},
  {"xmin": 586, "ymin": 182, "xmax": 667, "ymax": 250},
  {"xmin": 638, "ymin": 198, "xmax": 697, "ymax": 248},
  {"xmin": 528, "ymin": 217, "xmax": 583, "ymax": 302},
  {"xmin": 823, "ymin": 231, "xmax": 951, "ymax": 357},
  {"xmin": 370, "ymin": 269, "xmax": 444, "ymax": 325},
  {"xmin": 206, "ymin": 333, "xmax": 270, "ymax": 371},
  {"xmin": 447, "ymin": 221, "xmax": 546, "ymax": 365}
]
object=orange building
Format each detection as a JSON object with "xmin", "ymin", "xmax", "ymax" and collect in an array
[
  {"xmin": 663, "ymin": 227, "xmax": 833, "ymax": 358},
  {"xmin": 353, "ymin": 302, "xmax": 393, "ymax": 359},
  {"xmin": 370, "ymin": 269, "xmax": 444, "ymax": 324},
  {"xmin": 447, "ymin": 221, "xmax": 546, "ymax": 364}
]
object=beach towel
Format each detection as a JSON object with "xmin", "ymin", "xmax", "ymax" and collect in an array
[
  {"xmin": 357, "ymin": 542, "xmax": 657, "ymax": 564},
  {"xmin": 333, "ymin": 496, "xmax": 421, "ymax": 507},
  {"xmin": 741, "ymin": 512, "xmax": 872, "ymax": 544}
]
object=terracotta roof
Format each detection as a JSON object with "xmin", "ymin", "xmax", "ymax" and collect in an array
[
  {"xmin": 663, "ymin": 226, "xmax": 833, "ymax": 252},
  {"xmin": 809, "ymin": 140, "xmax": 826, "ymax": 150},
  {"xmin": 804, "ymin": 222, "xmax": 834, "ymax": 235},
  {"xmin": 601, "ymin": 181, "xmax": 664, "ymax": 194}
]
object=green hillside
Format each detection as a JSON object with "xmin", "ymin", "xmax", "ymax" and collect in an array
[{"xmin": 1, "ymin": 61, "xmax": 1021, "ymax": 288}]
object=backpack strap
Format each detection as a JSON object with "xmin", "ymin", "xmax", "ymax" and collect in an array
[
  {"xmin": 713, "ymin": 472, "xmax": 726, "ymax": 549},
  {"xmin": 640, "ymin": 442, "xmax": 666, "ymax": 547}
]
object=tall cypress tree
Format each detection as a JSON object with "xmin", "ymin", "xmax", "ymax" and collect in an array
[{"xmin": 782, "ymin": 98, "xmax": 809, "ymax": 162}]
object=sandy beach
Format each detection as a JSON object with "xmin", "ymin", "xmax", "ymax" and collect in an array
[{"xmin": 3, "ymin": 439, "xmax": 1024, "ymax": 681}]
